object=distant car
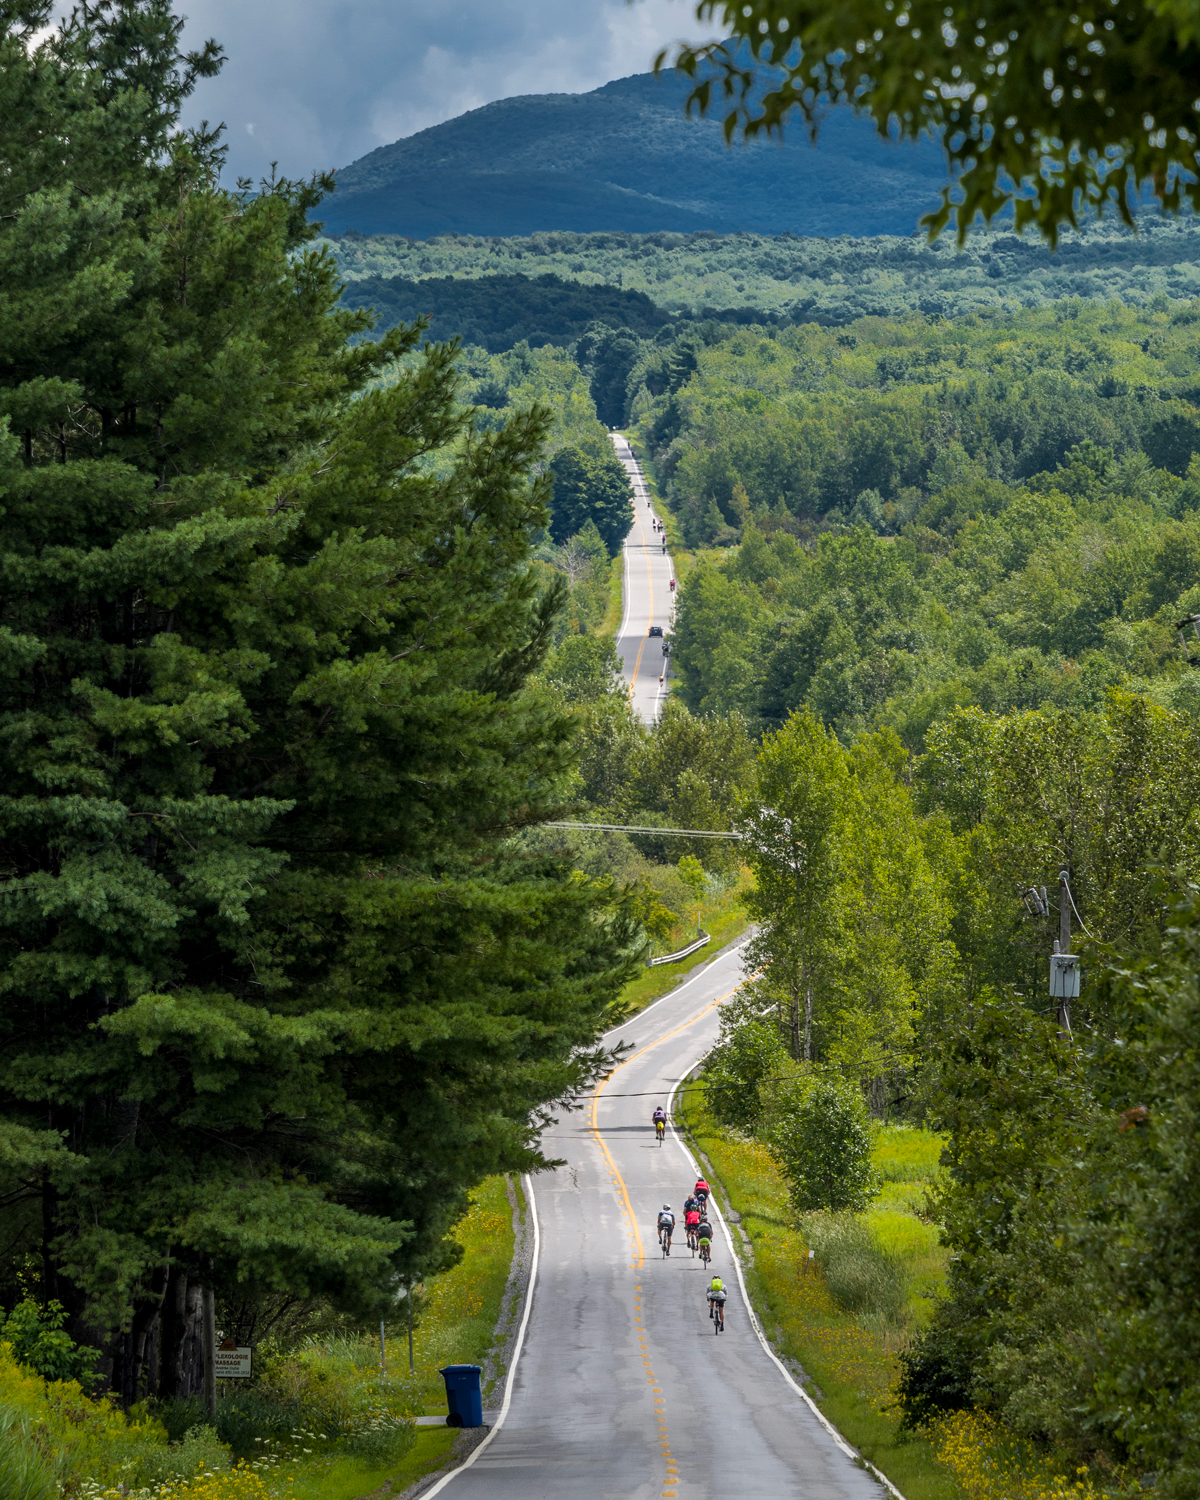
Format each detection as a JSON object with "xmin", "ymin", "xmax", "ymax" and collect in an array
[{"xmin": 648, "ymin": 625, "xmax": 663, "ymax": 638}]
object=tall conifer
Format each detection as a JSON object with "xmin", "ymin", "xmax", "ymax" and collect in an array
[{"xmin": 0, "ymin": 1, "xmax": 636, "ymax": 1400}]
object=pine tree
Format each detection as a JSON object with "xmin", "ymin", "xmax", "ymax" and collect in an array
[{"xmin": 0, "ymin": 1, "xmax": 637, "ymax": 1402}]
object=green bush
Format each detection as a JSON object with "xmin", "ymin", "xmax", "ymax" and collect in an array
[
  {"xmin": 802, "ymin": 1214, "xmax": 906, "ymax": 1323},
  {"xmin": 895, "ymin": 1322, "xmax": 978, "ymax": 1432},
  {"xmin": 342, "ymin": 1415, "xmax": 416, "ymax": 1468},
  {"xmin": 765, "ymin": 1071, "xmax": 880, "ymax": 1214},
  {"xmin": 118, "ymin": 1426, "xmax": 231, "ymax": 1488},
  {"xmin": 0, "ymin": 1302, "xmax": 99, "ymax": 1389}
]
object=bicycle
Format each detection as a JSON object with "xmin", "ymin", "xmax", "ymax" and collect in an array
[
  {"xmin": 659, "ymin": 1226, "xmax": 672, "ymax": 1258},
  {"xmin": 655, "ymin": 1119, "xmax": 665, "ymax": 1146},
  {"xmin": 708, "ymin": 1295, "xmax": 726, "ymax": 1335},
  {"xmin": 698, "ymin": 1238, "xmax": 711, "ymax": 1267},
  {"xmin": 686, "ymin": 1228, "xmax": 699, "ymax": 1256}
]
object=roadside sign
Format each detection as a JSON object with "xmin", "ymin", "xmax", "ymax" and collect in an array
[{"xmin": 215, "ymin": 1339, "xmax": 252, "ymax": 1379}]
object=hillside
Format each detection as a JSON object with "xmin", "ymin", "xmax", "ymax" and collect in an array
[{"xmin": 319, "ymin": 69, "xmax": 949, "ymax": 240}]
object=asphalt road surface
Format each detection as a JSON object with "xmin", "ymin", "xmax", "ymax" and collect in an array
[
  {"xmin": 433, "ymin": 938, "xmax": 885, "ymax": 1500},
  {"xmin": 611, "ymin": 433, "xmax": 673, "ymax": 725}
]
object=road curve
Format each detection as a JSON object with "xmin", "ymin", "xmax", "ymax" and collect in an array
[
  {"xmin": 433, "ymin": 940, "xmax": 884, "ymax": 1500},
  {"xmin": 611, "ymin": 433, "xmax": 673, "ymax": 725}
]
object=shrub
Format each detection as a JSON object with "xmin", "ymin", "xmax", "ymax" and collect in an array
[
  {"xmin": 801, "ymin": 1214, "xmax": 906, "ymax": 1323},
  {"xmin": 896, "ymin": 1322, "xmax": 982, "ymax": 1432},
  {"xmin": 342, "ymin": 1414, "xmax": 416, "ymax": 1467},
  {"xmin": 765, "ymin": 1071, "xmax": 880, "ymax": 1213},
  {"xmin": 0, "ymin": 1303, "xmax": 99, "ymax": 1389}
]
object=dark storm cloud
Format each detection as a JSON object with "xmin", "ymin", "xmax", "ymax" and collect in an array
[{"xmin": 177, "ymin": 0, "xmax": 695, "ymax": 183}]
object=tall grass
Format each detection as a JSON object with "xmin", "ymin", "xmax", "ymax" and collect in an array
[
  {"xmin": 800, "ymin": 1214, "xmax": 907, "ymax": 1325},
  {"xmin": 872, "ymin": 1125, "xmax": 946, "ymax": 1182},
  {"xmin": 0, "ymin": 1407, "xmax": 58, "ymax": 1500}
]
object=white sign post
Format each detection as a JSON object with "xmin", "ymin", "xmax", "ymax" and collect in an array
[{"xmin": 214, "ymin": 1340, "xmax": 252, "ymax": 1379}]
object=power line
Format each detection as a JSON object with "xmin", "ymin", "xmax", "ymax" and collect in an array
[{"xmin": 542, "ymin": 821, "xmax": 741, "ymax": 840}]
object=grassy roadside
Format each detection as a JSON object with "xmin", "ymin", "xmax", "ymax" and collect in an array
[
  {"xmin": 618, "ymin": 882, "xmax": 752, "ymax": 1016},
  {"xmin": 288, "ymin": 1430, "xmax": 459, "ymax": 1500},
  {"xmin": 677, "ymin": 1080, "xmax": 960, "ymax": 1500},
  {"xmin": 407, "ymin": 1174, "xmax": 520, "ymax": 1413},
  {"xmin": 293, "ymin": 1174, "xmax": 523, "ymax": 1497},
  {"xmin": 597, "ymin": 550, "xmax": 624, "ymax": 639},
  {"xmin": 284, "ymin": 1173, "xmax": 522, "ymax": 1498}
]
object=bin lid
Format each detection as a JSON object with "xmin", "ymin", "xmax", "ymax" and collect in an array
[{"xmin": 439, "ymin": 1364, "xmax": 482, "ymax": 1375}]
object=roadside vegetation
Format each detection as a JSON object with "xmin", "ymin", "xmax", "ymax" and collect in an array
[
  {"xmin": 0, "ymin": 1177, "xmax": 519, "ymax": 1500},
  {"xmin": 679, "ymin": 1080, "xmax": 956, "ymax": 1499}
]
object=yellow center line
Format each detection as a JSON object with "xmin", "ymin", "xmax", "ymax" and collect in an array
[{"xmin": 589, "ymin": 976, "xmax": 746, "ymax": 1271}]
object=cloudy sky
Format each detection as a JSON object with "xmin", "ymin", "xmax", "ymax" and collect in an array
[{"xmin": 177, "ymin": 0, "xmax": 706, "ymax": 184}]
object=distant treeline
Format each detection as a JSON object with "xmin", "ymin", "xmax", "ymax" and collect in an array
[
  {"xmin": 325, "ymin": 218, "xmax": 1200, "ymax": 348},
  {"xmin": 340, "ymin": 269, "xmax": 779, "ymax": 352},
  {"xmin": 339, "ymin": 271, "xmax": 663, "ymax": 351}
]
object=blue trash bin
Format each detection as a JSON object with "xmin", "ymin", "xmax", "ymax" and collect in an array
[{"xmin": 439, "ymin": 1364, "xmax": 484, "ymax": 1428}]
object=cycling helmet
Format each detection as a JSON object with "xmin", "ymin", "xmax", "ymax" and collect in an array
[{"xmin": 662, "ymin": 1204, "xmax": 671, "ymax": 1211}]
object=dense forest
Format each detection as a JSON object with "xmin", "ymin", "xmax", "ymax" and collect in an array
[
  {"xmin": 625, "ymin": 303, "xmax": 1200, "ymax": 739},
  {"xmin": 320, "ymin": 218, "xmax": 1200, "ymax": 336}
]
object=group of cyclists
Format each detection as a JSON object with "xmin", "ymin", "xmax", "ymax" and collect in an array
[{"xmin": 649, "ymin": 1109, "xmax": 728, "ymax": 1334}]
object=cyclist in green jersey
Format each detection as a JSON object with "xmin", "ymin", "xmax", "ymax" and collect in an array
[{"xmin": 707, "ymin": 1274, "xmax": 726, "ymax": 1332}]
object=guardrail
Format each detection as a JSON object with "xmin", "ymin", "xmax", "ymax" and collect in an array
[{"xmin": 649, "ymin": 932, "xmax": 711, "ymax": 967}]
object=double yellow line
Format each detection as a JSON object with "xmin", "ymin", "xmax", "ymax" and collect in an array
[{"xmin": 589, "ymin": 986, "xmax": 742, "ymax": 1269}]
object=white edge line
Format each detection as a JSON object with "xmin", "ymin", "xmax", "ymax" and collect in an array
[
  {"xmin": 599, "ymin": 936, "xmax": 753, "ymax": 1042},
  {"xmin": 419, "ymin": 1173, "xmax": 542, "ymax": 1497},
  {"xmin": 666, "ymin": 1072, "xmax": 908, "ymax": 1500}
]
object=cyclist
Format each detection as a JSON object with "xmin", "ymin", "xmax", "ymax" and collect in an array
[
  {"xmin": 696, "ymin": 1214, "xmax": 713, "ymax": 1265},
  {"xmin": 707, "ymin": 1275, "xmax": 727, "ymax": 1333},
  {"xmin": 694, "ymin": 1177, "xmax": 710, "ymax": 1212},
  {"xmin": 684, "ymin": 1203, "xmax": 701, "ymax": 1252},
  {"xmin": 652, "ymin": 1105, "xmax": 666, "ymax": 1144},
  {"xmin": 683, "ymin": 1192, "xmax": 699, "ymax": 1216},
  {"xmin": 657, "ymin": 1204, "xmax": 675, "ymax": 1255}
]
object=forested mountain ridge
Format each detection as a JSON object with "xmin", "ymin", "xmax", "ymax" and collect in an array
[
  {"xmin": 319, "ymin": 218, "xmax": 1200, "ymax": 346},
  {"xmin": 317, "ymin": 69, "xmax": 947, "ymax": 239}
]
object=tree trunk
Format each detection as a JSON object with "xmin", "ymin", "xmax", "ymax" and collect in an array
[
  {"xmin": 802, "ymin": 984, "xmax": 813, "ymax": 1062},
  {"xmin": 158, "ymin": 1267, "xmax": 205, "ymax": 1400}
]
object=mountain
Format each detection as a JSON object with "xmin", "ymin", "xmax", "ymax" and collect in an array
[{"xmin": 319, "ymin": 69, "xmax": 950, "ymax": 241}]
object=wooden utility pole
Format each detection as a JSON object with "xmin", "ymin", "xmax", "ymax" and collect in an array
[{"xmin": 1050, "ymin": 869, "xmax": 1080, "ymax": 1037}]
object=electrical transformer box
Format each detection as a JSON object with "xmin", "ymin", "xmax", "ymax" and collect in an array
[{"xmin": 1050, "ymin": 952, "xmax": 1081, "ymax": 999}]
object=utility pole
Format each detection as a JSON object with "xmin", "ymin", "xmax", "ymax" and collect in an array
[
  {"xmin": 407, "ymin": 1284, "xmax": 414, "ymax": 1374},
  {"xmin": 1050, "ymin": 868, "xmax": 1080, "ymax": 1036}
]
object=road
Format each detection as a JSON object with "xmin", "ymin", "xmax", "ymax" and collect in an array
[
  {"xmin": 433, "ymin": 938, "xmax": 885, "ymax": 1500},
  {"xmin": 611, "ymin": 434, "xmax": 673, "ymax": 725}
]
